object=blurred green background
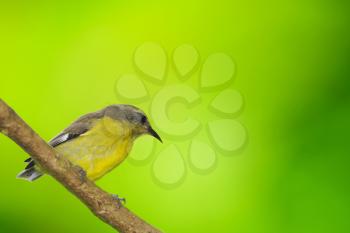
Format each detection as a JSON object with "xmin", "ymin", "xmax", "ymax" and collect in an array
[{"xmin": 1, "ymin": 0, "xmax": 349, "ymax": 232}]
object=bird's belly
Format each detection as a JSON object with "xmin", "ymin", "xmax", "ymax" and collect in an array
[
  {"xmin": 55, "ymin": 133, "xmax": 132, "ymax": 180},
  {"xmin": 86, "ymin": 141, "xmax": 131, "ymax": 180}
]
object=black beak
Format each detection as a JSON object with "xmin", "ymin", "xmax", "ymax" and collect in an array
[{"xmin": 148, "ymin": 127, "xmax": 162, "ymax": 143}]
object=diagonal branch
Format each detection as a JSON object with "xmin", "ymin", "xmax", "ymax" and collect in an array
[{"xmin": 0, "ymin": 99, "xmax": 161, "ymax": 233}]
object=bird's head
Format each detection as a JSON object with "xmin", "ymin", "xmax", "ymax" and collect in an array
[{"xmin": 103, "ymin": 104, "xmax": 162, "ymax": 142}]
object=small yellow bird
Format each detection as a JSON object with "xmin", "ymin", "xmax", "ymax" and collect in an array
[{"xmin": 17, "ymin": 104, "xmax": 162, "ymax": 182}]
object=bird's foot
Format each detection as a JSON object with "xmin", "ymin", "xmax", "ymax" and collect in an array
[
  {"xmin": 111, "ymin": 194, "xmax": 126, "ymax": 208},
  {"xmin": 73, "ymin": 166, "xmax": 86, "ymax": 182}
]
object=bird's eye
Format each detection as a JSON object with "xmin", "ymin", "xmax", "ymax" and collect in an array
[{"xmin": 141, "ymin": 115, "xmax": 147, "ymax": 124}]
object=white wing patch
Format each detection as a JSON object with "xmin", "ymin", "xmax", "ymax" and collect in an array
[{"xmin": 49, "ymin": 133, "xmax": 71, "ymax": 147}]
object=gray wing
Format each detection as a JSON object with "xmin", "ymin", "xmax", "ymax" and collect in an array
[
  {"xmin": 24, "ymin": 110, "xmax": 105, "ymax": 167},
  {"xmin": 49, "ymin": 109, "xmax": 104, "ymax": 147},
  {"xmin": 49, "ymin": 127, "xmax": 88, "ymax": 148}
]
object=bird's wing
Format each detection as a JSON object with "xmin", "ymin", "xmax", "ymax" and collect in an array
[
  {"xmin": 49, "ymin": 131, "xmax": 85, "ymax": 147},
  {"xmin": 23, "ymin": 110, "xmax": 105, "ymax": 165},
  {"xmin": 49, "ymin": 110, "xmax": 105, "ymax": 147},
  {"xmin": 23, "ymin": 122, "xmax": 90, "ymax": 167}
]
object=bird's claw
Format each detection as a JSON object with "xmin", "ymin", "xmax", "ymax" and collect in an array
[
  {"xmin": 111, "ymin": 194, "xmax": 126, "ymax": 208},
  {"xmin": 73, "ymin": 166, "xmax": 87, "ymax": 182}
]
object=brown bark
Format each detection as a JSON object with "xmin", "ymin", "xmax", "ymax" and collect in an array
[{"xmin": 0, "ymin": 99, "xmax": 161, "ymax": 233}]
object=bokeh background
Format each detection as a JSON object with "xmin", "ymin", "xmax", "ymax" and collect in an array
[{"xmin": 1, "ymin": 1, "xmax": 349, "ymax": 233}]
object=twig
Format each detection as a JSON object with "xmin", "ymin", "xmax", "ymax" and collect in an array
[{"xmin": 0, "ymin": 99, "xmax": 161, "ymax": 233}]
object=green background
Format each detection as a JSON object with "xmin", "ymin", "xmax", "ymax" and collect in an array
[{"xmin": 1, "ymin": 1, "xmax": 349, "ymax": 233}]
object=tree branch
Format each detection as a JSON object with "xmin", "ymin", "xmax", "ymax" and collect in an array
[{"xmin": 0, "ymin": 99, "xmax": 161, "ymax": 233}]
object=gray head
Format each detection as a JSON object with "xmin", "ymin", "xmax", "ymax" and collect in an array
[{"xmin": 103, "ymin": 104, "xmax": 162, "ymax": 142}]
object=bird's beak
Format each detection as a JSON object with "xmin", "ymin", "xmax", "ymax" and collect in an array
[{"xmin": 148, "ymin": 126, "xmax": 162, "ymax": 143}]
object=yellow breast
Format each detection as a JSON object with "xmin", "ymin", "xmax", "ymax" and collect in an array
[{"xmin": 55, "ymin": 117, "xmax": 134, "ymax": 180}]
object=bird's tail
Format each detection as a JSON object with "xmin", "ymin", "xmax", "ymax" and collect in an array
[{"xmin": 16, "ymin": 167, "xmax": 43, "ymax": 182}]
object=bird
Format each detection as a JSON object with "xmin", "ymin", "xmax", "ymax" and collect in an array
[{"xmin": 17, "ymin": 104, "xmax": 162, "ymax": 182}]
